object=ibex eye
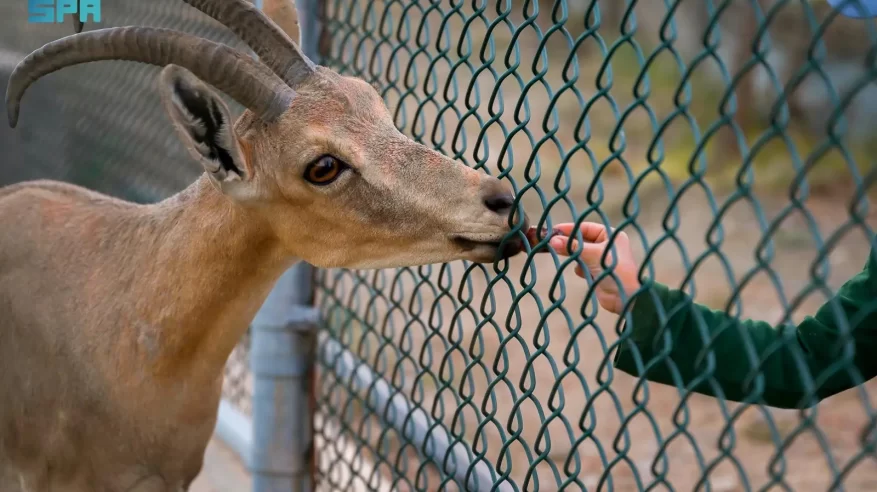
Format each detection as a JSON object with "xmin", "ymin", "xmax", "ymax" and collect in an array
[{"xmin": 304, "ymin": 156, "xmax": 346, "ymax": 185}]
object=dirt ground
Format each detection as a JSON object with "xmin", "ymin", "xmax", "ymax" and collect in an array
[{"xmin": 306, "ymin": 3, "xmax": 877, "ymax": 490}]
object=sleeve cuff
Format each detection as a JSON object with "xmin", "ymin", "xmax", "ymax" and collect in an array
[{"xmin": 613, "ymin": 282, "xmax": 680, "ymax": 376}]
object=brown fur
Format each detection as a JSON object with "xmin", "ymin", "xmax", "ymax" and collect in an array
[{"xmin": 0, "ymin": 3, "xmax": 527, "ymax": 490}]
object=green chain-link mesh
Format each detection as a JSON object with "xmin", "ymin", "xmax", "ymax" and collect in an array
[
  {"xmin": 314, "ymin": 0, "xmax": 877, "ymax": 490},
  {"xmin": 3, "ymin": 0, "xmax": 876, "ymax": 489}
]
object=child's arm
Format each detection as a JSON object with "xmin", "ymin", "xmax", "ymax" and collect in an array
[{"xmin": 547, "ymin": 223, "xmax": 877, "ymax": 409}]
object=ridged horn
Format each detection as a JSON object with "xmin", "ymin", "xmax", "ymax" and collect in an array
[
  {"xmin": 179, "ymin": 0, "xmax": 316, "ymax": 87},
  {"xmin": 6, "ymin": 27, "xmax": 296, "ymax": 128}
]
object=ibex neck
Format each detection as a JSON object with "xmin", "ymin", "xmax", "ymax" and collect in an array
[{"xmin": 137, "ymin": 176, "xmax": 294, "ymax": 381}]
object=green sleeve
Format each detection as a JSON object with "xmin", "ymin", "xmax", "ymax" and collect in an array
[{"xmin": 613, "ymin": 250, "xmax": 877, "ymax": 409}]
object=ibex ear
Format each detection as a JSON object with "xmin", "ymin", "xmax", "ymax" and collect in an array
[
  {"xmin": 159, "ymin": 65, "xmax": 251, "ymax": 188},
  {"xmin": 263, "ymin": 0, "xmax": 303, "ymax": 45}
]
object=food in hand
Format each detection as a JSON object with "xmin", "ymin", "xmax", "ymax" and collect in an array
[{"xmin": 525, "ymin": 226, "xmax": 562, "ymax": 251}]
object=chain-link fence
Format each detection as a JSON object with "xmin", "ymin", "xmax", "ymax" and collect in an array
[
  {"xmin": 4, "ymin": 0, "xmax": 877, "ymax": 490},
  {"xmin": 0, "ymin": 0, "xmax": 254, "ymax": 418},
  {"xmin": 313, "ymin": 1, "xmax": 877, "ymax": 491}
]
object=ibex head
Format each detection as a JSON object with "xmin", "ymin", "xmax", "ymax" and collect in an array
[{"xmin": 6, "ymin": 0, "xmax": 530, "ymax": 269}]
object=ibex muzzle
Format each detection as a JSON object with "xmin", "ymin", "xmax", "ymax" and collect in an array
[{"xmin": 0, "ymin": 1, "xmax": 530, "ymax": 490}]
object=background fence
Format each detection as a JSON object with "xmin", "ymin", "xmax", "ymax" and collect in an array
[
  {"xmin": 312, "ymin": 1, "xmax": 877, "ymax": 491},
  {"xmin": 1, "ymin": 0, "xmax": 877, "ymax": 491}
]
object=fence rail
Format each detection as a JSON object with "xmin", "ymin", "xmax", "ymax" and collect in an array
[{"xmin": 2, "ymin": 0, "xmax": 877, "ymax": 491}]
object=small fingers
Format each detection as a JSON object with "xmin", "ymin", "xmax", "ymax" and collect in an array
[
  {"xmin": 549, "ymin": 235, "xmax": 609, "ymax": 261},
  {"xmin": 548, "ymin": 235, "xmax": 598, "ymax": 255},
  {"xmin": 551, "ymin": 222, "xmax": 610, "ymax": 243},
  {"xmin": 549, "ymin": 234, "xmax": 572, "ymax": 255}
]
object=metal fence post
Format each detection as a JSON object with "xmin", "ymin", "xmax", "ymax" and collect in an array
[{"xmin": 250, "ymin": 264, "xmax": 318, "ymax": 492}]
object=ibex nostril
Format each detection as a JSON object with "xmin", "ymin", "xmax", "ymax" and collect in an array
[{"xmin": 483, "ymin": 193, "xmax": 515, "ymax": 216}]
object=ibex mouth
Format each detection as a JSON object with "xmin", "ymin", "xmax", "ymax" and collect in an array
[
  {"xmin": 452, "ymin": 236, "xmax": 524, "ymax": 261},
  {"xmin": 451, "ymin": 217, "xmax": 534, "ymax": 261},
  {"xmin": 452, "ymin": 237, "xmax": 501, "ymax": 251}
]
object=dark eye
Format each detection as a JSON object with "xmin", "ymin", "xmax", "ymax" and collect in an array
[{"xmin": 304, "ymin": 156, "xmax": 347, "ymax": 185}]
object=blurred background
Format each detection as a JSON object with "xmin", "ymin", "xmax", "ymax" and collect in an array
[{"xmin": 2, "ymin": 0, "xmax": 877, "ymax": 491}]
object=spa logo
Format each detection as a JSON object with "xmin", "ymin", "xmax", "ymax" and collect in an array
[{"xmin": 28, "ymin": 0, "xmax": 101, "ymax": 25}]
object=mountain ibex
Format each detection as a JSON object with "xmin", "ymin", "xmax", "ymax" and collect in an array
[{"xmin": 0, "ymin": 1, "xmax": 532, "ymax": 490}]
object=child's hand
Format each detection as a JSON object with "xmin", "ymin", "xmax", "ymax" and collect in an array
[{"xmin": 547, "ymin": 222, "xmax": 641, "ymax": 314}]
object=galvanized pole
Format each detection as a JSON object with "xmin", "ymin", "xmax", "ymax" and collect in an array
[
  {"xmin": 250, "ymin": 264, "xmax": 317, "ymax": 492},
  {"xmin": 248, "ymin": 2, "xmax": 323, "ymax": 491}
]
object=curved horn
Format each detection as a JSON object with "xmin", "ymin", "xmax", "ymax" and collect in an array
[
  {"xmin": 180, "ymin": 0, "xmax": 316, "ymax": 87},
  {"xmin": 6, "ymin": 27, "xmax": 296, "ymax": 128}
]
